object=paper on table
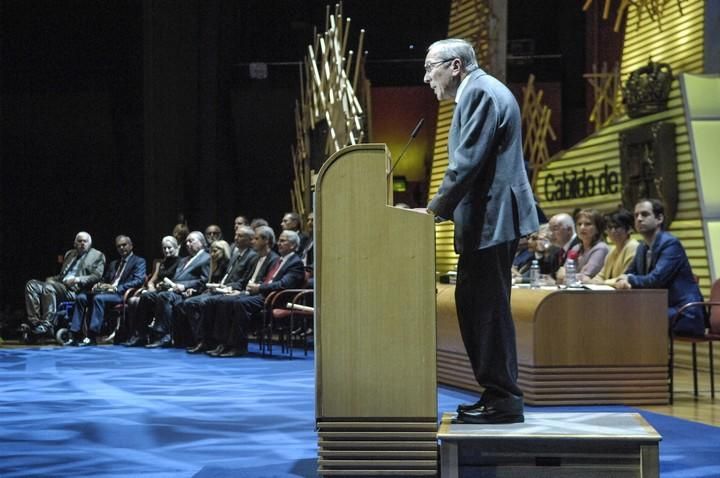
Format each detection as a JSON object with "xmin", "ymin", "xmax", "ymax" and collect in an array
[{"xmin": 583, "ymin": 284, "xmax": 616, "ymax": 291}]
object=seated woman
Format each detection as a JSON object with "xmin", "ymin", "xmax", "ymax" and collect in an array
[
  {"xmin": 208, "ymin": 240, "xmax": 231, "ymax": 286},
  {"xmin": 122, "ymin": 236, "xmax": 180, "ymax": 346},
  {"xmin": 584, "ymin": 209, "xmax": 639, "ymax": 285},
  {"xmin": 557, "ymin": 208, "xmax": 609, "ymax": 283}
]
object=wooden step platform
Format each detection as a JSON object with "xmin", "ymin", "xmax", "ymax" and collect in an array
[{"xmin": 438, "ymin": 412, "xmax": 661, "ymax": 478}]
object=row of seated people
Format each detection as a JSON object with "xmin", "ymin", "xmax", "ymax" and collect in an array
[
  {"xmin": 23, "ymin": 212, "xmax": 313, "ymax": 354},
  {"xmin": 512, "ymin": 198, "xmax": 706, "ymax": 337}
]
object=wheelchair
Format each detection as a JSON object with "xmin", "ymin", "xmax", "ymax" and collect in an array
[
  {"xmin": 20, "ymin": 301, "xmax": 74, "ymax": 345},
  {"xmin": 20, "ymin": 297, "xmax": 126, "ymax": 346}
]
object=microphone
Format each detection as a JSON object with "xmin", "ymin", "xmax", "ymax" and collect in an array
[{"xmin": 388, "ymin": 118, "xmax": 424, "ymax": 177}]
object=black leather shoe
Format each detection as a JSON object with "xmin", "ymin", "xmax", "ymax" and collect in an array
[
  {"xmin": 186, "ymin": 342, "xmax": 207, "ymax": 354},
  {"xmin": 122, "ymin": 335, "xmax": 145, "ymax": 347},
  {"xmin": 457, "ymin": 399, "xmax": 484, "ymax": 414},
  {"xmin": 218, "ymin": 347, "xmax": 246, "ymax": 358},
  {"xmin": 64, "ymin": 338, "xmax": 79, "ymax": 347},
  {"xmin": 145, "ymin": 335, "xmax": 172, "ymax": 348},
  {"xmin": 206, "ymin": 345, "xmax": 225, "ymax": 357},
  {"xmin": 454, "ymin": 395, "xmax": 524, "ymax": 425}
]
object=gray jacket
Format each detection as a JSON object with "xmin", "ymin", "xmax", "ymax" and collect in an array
[{"xmin": 428, "ymin": 68, "xmax": 538, "ymax": 253}]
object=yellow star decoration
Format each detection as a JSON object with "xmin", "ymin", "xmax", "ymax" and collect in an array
[
  {"xmin": 521, "ymin": 75, "xmax": 557, "ymax": 189},
  {"xmin": 582, "ymin": 0, "xmax": 686, "ymax": 32},
  {"xmin": 583, "ymin": 62, "xmax": 623, "ymax": 131}
]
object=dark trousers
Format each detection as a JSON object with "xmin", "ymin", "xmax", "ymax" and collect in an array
[
  {"xmin": 175, "ymin": 293, "xmax": 216, "ymax": 344},
  {"xmin": 25, "ymin": 279, "xmax": 75, "ymax": 324},
  {"xmin": 70, "ymin": 292, "xmax": 122, "ymax": 335},
  {"xmin": 130, "ymin": 292, "xmax": 158, "ymax": 338},
  {"xmin": 154, "ymin": 290, "xmax": 184, "ymax": 336},
  {"xmin": 204, "ymin": 295, "xmax": 238, "ymax": 345},
  {"xmin": 455, "ymin": 240, "xmax": 522, "ymax": 399},
  {"xmin": 228, "ymin": 294, "xmax": 264, "ymax": 349},
  {"xmin": 132, "ymin": 290, "xmax": 180, "ymax": 336}
]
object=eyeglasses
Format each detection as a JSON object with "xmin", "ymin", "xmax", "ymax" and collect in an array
[{"xmin": 424, "ymin": 58, "xmax": 454, "ymax": 73}]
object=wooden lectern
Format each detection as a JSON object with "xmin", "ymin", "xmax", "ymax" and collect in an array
[{"xmin": 315, "ymin": 144, "xmax": 437, "ymax": 476}]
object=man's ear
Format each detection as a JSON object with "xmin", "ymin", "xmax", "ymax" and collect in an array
[{"xmin": 450, "ymin": 58, "xmax": 463, "ymax": 75}]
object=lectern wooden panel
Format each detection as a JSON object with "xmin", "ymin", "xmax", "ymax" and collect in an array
[{"xmin": 315, "ymin": 144, "xmax": 437, "ymax": 476}]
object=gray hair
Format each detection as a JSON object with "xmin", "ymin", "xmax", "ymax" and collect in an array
[
  {"xmin": 75, "ymin": 231, "xmax": 92, "ymax": 247},
  {"xmin": 280, "ymin": 230, "xmax": 300, "ymax": 250},
  {"xmin": 161, "ymin": 235, "xmax": 178, "ymax": 248},
  {"xmin": 115, "ymin": 235, "xmax": 132, "ymax": 246},
  {"xmin": 428, "ymin": 38, "xmax": 479, "ymax": 72},
  {"xmin": 237, "ymin": 225, "xmax": 255, "ymax": 239},
  {"xmin": 256, "ymin": 225, "xmax": 276, "ymax": 248},
  {"xmin": 553, "ymin": 213, "xmax": 576, "ymax": 233},
  {"xmin": 188, "ymin": 230, "xmax": 208, "ymax": 248}
]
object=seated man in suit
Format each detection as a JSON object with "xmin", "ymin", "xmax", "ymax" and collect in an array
[
  {"xmin": 65, "ymin": 235, "xmax": 146, "ymax": 346},
  {"xmin": 198, "ymin": 225, "xmax": 277, "ymax": 356},
  {"xmin": 214, "ymin": 229, "xmax": 306, "ymax": 357},
  {"xmin": 545, "ymin": 212, "xmax": 579, "ymax": 277},
  {"xmin": 128, "ymin": 231, "xmax": 210, "ymax": 348},
  {"xmin": 24, "ymin": 231, "xmax": 106, "ymax": 335},
  {"xmin": 280, "ymin": 212, "xmax": 310, "ymax": 256},
  {"xmin": 178, "ymin": 225, "xmax": 258, "ymax": 353},
  {"xmin": 615, "ymin": 198, "xmax": 705, "ymax": 336}
]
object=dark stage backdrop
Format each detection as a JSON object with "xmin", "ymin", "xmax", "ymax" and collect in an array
[
  {"xmin": 0, "ymin": 0, "xmax": 450, "ymax": 312},
  {"xmin": 0, "ymin": 1, "xmax": 300, "ymax": 310}
]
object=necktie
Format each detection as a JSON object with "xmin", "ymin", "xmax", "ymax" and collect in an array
[
  {"xmin": 111, "ymin": 259, "xmax": 126, "ymax": 287},
  {"xmin": 62, "ymin": 254, "xmax": 83, "ymax": 280},
  {"xmin": 264, "ymin": 258, "xmax": 284, "ymax": 284},
  {"xmin": 557, "ymin": 248, "xmax": 566, "ymax": 266}
]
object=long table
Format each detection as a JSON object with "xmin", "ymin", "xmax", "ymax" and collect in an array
[{"xmin": 437, "ymin": 284, "xmax": 669, "ymax": 405}]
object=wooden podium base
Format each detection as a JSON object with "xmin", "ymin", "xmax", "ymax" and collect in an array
[
  {"xmin": 438, "ymin": 412, "xmax": 661, "ymax": 478},
  {"xmin": 317, "ymin": 420, "xmax": 438, "ymax": 476}
]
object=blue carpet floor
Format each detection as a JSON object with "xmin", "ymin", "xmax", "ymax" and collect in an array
[{"xmin": 1, "ymin": 343, "xmax": 719, "ymax": 477}]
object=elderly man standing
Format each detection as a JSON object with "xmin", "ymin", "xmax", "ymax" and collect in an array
[
  {"xmin": 423, "ymin": 39, "xmax": 538, "ymax": 424},
  {"xmin": 65, "ymin": 235, "xmax": 146, "ymax": 346},
  {"xmin": 24, "ymin": 231, "xmax": 105, "ymax": 334}
]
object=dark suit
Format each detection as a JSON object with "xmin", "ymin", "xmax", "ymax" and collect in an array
[
  {"xmin": 25, "ymin": 248, "xmax": 106, "ymax": 324},
  {"xmin": 70, "ymin": 254, "xmax": 146, "ymax": 335},
  {"xmin": 135, "ymin": 250, "xmax": 210, "ymax": 338},
  {"xmin": 225, "ymin": 251, "xmax": 306, "ymax": 350},
  {"xmin": 204, "ymin": 251, "xmax": 279, "ymax": 347},
  {"xmin": 626, "ymin": 231, "xmax": 705, "ymax": 336},
  {"xmin": 427, "ymin": 68, "xmax": 539, "ymax": 400},
  {"xmin": 176, "ymin": 247, "xmax": 259, "ymax": 344}
]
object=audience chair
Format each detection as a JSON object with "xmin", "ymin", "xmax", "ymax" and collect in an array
[
  {"xmin": 77, "ymin": 288, "xmax": 138, "ymax": 345},
  {"xmin": 669, "ymin": 279, "xmax": 720, "ymax": 404},
  {"xmin": 263, "ymin": 289, "xmax": 314, "ymax": 358}
]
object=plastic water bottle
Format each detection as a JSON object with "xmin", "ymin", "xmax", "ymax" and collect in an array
[
  {"xmin": 529, "ymin": 259, "xmax": 540, "ymax": 288},
  {"xmin": 565, "ymin": 259, "xmax": 578, "ymax": 287}
]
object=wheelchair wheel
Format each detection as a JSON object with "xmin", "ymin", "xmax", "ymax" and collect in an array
[{"xmin": 56, "ymin": 328, "xmax": 70, "ymax": 345}]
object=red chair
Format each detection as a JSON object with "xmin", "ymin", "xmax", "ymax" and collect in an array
[
  {"xmin": 261, "ymin": 285, "xmax": 314, "ymax": 358},
  {"xmin": 669, "ymin": 279, "xmax": 720, "ymax": 403}
]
